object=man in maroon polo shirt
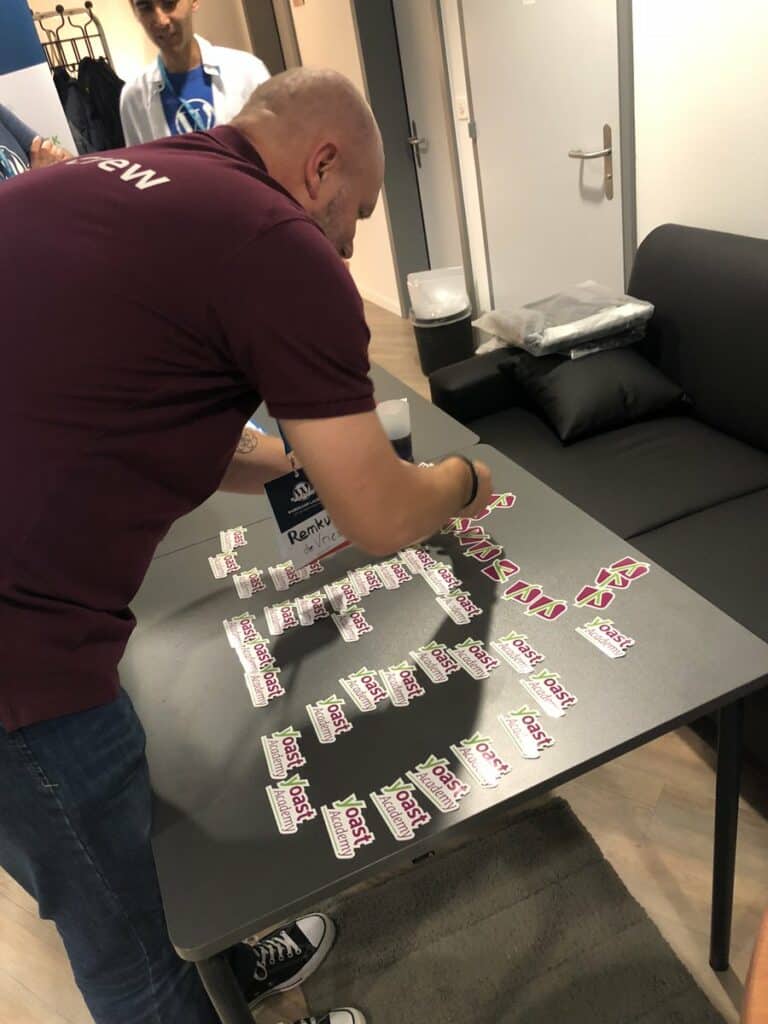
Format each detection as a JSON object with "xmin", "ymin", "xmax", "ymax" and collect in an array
[{"xmin": 0, "ymin": 68, "xmax": 491, "ymax": 1023}]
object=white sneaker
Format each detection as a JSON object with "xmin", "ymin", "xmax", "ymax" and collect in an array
[{"xmin": 291, "ymin": 1012, "xmax": 367, "ymax": 1024}]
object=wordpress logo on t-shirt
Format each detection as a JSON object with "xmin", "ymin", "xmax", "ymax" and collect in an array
[
  {"xmin": 0, "ymin": 146, "xmax": 27, "ymax": 177},
  {"xmin": 175, "ymin": 99, "xmax": 215, "ymax": 135}
]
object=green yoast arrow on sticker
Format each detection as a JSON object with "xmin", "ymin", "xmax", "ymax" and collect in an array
[
  {"xmin": 333, "ymin": 793, "xmax": 366, "ymax": 810},
  {"xmin": 277, "ymin": 774, "xmax": 310, "ymax": 789}
]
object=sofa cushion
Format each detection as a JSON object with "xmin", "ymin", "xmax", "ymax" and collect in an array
[
  {"xmin": 471, "ymin": 409, "xmax": 768, "ymax": 538},
  {"xmin": 500, "ymin": 348, "xmax": 684, "ymax": 442}
]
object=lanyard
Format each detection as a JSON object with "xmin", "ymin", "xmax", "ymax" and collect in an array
[
  {"xmin": 0, "ymin": 150, "xmax": 22, "ymax": 180},
  {"xmin": 157, "ymin": 59, "xmax": 210, "ymax": 133}
]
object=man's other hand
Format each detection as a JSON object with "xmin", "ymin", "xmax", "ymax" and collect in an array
[{"xmin": 29, "ymin": 137, "xmax": 73, "ymax": 170}]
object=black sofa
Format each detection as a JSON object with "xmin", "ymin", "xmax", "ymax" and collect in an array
[{"xmin": 430, "ymin": 224, "xmax": 768, "ymax": 772}]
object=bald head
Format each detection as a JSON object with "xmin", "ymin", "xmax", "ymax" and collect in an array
[{"xmin": 232, "ymin": 68, "xmax": 384, "ymax": 259}]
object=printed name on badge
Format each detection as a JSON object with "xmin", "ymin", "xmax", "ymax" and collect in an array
[
  {"xmin": 406, "ymin": 754, "xmax": 471, "ymax": 812},
  {"xmin": 370, "ymin": 778, "xmax": 432, "ymax": 841},
  {"xmin": 450, "ymin": 732, "xmax": 512, "ymax": 788},
  {"xmin": 518, "ymin": 670, "xmax": 578, "ymax": 718},
  {"xmin": 265, "ymin": 466, "xmax": 348, "ymax": 569},
  {"xmin": 340, "ymin": 668, "xmax": 388, "ymax": 712},
  {"xmin": 379, "ymin": 662, "xmax": 425, "ymax": 707},
  {"xmin": 220, "ymin": 525, "xmax": 248, "ymax": 554},
  {"xmin": 306, "ymin": 695, "xmax": 354, "ymax": 743},
  {"xmin": 452, "ymin": 638, "xmax": 500, "ymax": 680},
  {"xmin": 498, "ymin": 707, "xmax": 555, "ymax": 759},
  {"xmin": 209, "ymin": 551, "xmax": 241, "ymax": 579},
  {"xmin": 321, "ymin": 794, "xmax": 375, "ymax": 859},
  {"xmin": 409, "ymin": 641, "xmax": 461, "ymax": 684},
  {"xmin": 261, "ymin": 726, "xmax": 307, "ymax": 780},
  {"xmin": 575, "ymin": 616, "xmax": 635, "ymax": 658},
  {"xmin": 265, "ymin": 774, "xmax": 317, "ymax": 834}
]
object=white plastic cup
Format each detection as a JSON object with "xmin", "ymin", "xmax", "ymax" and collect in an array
[{"xmin": 376, "ymin": 398, "xmax": 413, "ymax": 461}]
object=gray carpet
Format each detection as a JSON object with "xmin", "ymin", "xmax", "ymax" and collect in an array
[{"xmin": 304, "ymin": 798, "xmax": 726, "ymax": 1024}]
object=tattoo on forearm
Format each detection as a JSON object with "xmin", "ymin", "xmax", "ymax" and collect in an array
[{"xmin": 236, "ymin": 430, "xmax": 259, "ymax": 455}]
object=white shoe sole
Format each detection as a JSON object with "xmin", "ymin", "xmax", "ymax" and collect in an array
[
  {"xmin": 335, "ymin": 1009, "xmax": 367, "ymax": 1024},
  {"xmin": 248, "ymin": 913, "xmax": 337, "ymax": 1010}
]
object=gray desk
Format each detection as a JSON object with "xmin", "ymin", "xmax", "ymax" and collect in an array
[
  {"xmin": 153, "ymin": 363, "xmax": 478, "ymax": 559},
  {"xmin": 122, "ymin": 445, "xmax": 767, "ymax": 1023}
]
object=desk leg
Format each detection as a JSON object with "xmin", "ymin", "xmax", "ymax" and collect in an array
[
  {"xmin": 196, "ymin": 953, "xmax": 253, "ymax": 1024},
  {"xmin": 710, "ymin": 699, "xmax": 744, "ymax": 973}
]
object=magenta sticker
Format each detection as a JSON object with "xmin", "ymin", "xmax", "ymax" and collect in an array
[
  {"xmin": 340, "ymin": 668, "xmax": 388, "ymax": 712},
  {"xmin": 490, "ymin": 631, "xmax": 546, "ymax": 673},
  {"xmin": 463, "ymin": 538, "xmax": 505, "ymax": 564},
  {"xmin": 321, "ymin": 794, "xmax": 376, "ymax": 859},
  {"xmin": 575, "ymin": 616, "xmax": 635, "ymax": 659},
  {"xmin": 370, "ymin": 778, "xmax": 432, "ymax": 841},
  {"xmin": 266, "ymin": 774, "xmax": 317, "ymax": 834},
  {"xmin": 261, "ymin": 726, "xmax": 307, "ymax": 780},
  {"xmin": 306, "ymin": 695, "xmax": 354, "ymax": 743},
  {"xmin": 450, "ymin": 732, "xmax": 512, "ymax": 788},
  {"xmin": 409, "ymin": 641, "xmax": 461, "ymax": 684},
  {"xmin": 481, "ymin": 558, "xmax": 521, "ymax": 584},
  {"xmin": 406, "ymin": 755, "xmax": 471, "ymax": 812},
  {"xmin": 498, "ymin": 707, "xmax": 555, "ymax": 759},
  {"xmin": 452, "ymin": 638, "xmax": 501, "ymax": 680}
]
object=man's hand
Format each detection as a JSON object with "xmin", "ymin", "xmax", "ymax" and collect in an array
[
  {"xmin": 453, "ymin": 457, "xmax": 493, "ymax": 520},
  {"xmin": 29, "ymin": 136, "xmax": 73, "ymax": 170}
]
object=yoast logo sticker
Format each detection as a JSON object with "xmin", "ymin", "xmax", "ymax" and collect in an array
[
  {"xmin": 450, "ymin": 732, "xmax": 512, "ymax": 788},
  {"xmin": 321, "ymin": 794, "xmax": 375, "ymax": 859},
  {"xmin": 223, "ymin": 612, "xmax": 260, "ymax": 649},
  {"xmin": 519, "ymin": 669, "xmax": 578, "ymax": 718},
  {"xmin": 340, "ymin": 668, "xmax": 388, "ymax": 712},
  {"xmin": 452, "ymin": 639, "xmax": 500, "ymax": 680},
  {"xmin": 399, "ymin": 547, "xmax": 437, "ymax": 574},
  {"xmin": 407, "ymin": 755, "xmax": 471, "ymax": 812},
  {"xmin": 491, "ymin": 631, "xmax": 545, "ymax": 673},
  {"xmin": 436, "ymin": 588, "xmax": 483, "ymax": 625},
  {"xmin": 265, "ymin": 774, "xmax": 317, "ymax": 834},
  {"xmin": 380, "ymin": 662, "xmax": 425, "ymax": 707},
  {"xmin": 261, "ymin": 726, "xmax": 306, "ymax": 780},
  {"xmin": 324, "ymin": 577, "xmax": 360, "ymax": 613},
  {"xmin": 264, "ymin": 601, "xmax": 300, "ymax": 636},
  {"xmin": 352, "ymin": 565, "xmax": 384, "ymax": 595},
  {"xmin": 575, "ymin": 617, "xmax": 635, "ymax": 659},
  {"xmin": 296, "ymin": 590, "xmax": 329, "ymax": 626},
  {"xmin": 410, "ymin": 642, "xmax": 461, "ymax": 684},
  {"xmin": 244, "ymin": 667, "xmax": 284, "ymax": 708},
  {"xmin": 370, "ymin": 778, "xmax": 432, "ymax": 841},
  {"xmin": 220, "ymin": 525, "xmax": 247, "ymax": 554},
  {"xmin": 209, "ymin": 551, "xmax": 241, "ymax": 579},
  {"xmin": 306, "ymin": 695, "xmax": 354, "ymax": 744},
  {"xmin": 498, "ymin": 707, "xmax": 555, "ymax": 759},
  {"xmin": 481, "ymin": 558, "xmax": 521, "ymax": 584},
  {"xmin": 237, "ymin": 636, "xmax": 277, "ymax": 674},
  {"xmin": 233, "ymin": 568, "xmax": 266, "ymax": 599},
  {"xmin": 332, "ymin": 605, "xmax": 373, "ymax": 643},
  {"xmin": 423, "ymin": 563, "xmax": 464, "ymax": 596},
  {"xmin": 378, "ymin": 559, "xmax": 412, "ymax": 589}
]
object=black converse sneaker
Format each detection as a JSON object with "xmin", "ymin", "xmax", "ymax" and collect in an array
[
  {"xmin": 234, "ymin": 913, "xmax": 337, "ymax": 1009},
  {"xmin": 290, "ymin": 1012, "xmax": 367, "ymax": 1024}
]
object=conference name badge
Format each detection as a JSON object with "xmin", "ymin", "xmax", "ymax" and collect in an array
[{"xmin": 264, "ymin": 467, "xmax": 348, "ymax": 570}]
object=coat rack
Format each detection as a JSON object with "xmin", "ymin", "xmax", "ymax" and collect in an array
[{"xmin": 31, "ymin": 3, "xmax": 114, "ymax": 74}]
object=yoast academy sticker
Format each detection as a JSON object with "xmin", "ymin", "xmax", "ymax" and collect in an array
[
  {"xmin": 261, "ymin": 726, "xmax": 307, "ymax": 780},
  {"xmin": 340, "ymin": 668, "xmax": 388, "ymax": 712},
  {"xmin": 377, "ymin": 559, "xmax": 413, "ymax": 589},
  {"xmin": 220, "ymin": 525, "xmax": 247, "ymax": 554},
  {"xmin": 409, "ymin": 641, "xmax": 461, "ymax": 684},
  {"xmin": 233, "ymin": 567, "xmax": 267, "ymax": 599},
  {"xmin": 265, "ymin": 774, "xmax": 317, "ymax": 835},
  {"xmin": 452, "ymin": 638, "xmax": 500, "ymax": 680},
  {"xmin": 379, "ymin": 662, "xmax": 426, "ymax": 707},
  {"xmin": 324, "ymin": 576, "xmax": 360, "ymax": 613},
  {"xmin": 332, "ymin": 605, "xmax": 373, "ymax": 643},
  {"xmin": 244, "ymin": 667, "xmax": 284, "ymax": 708},
  {"xmin": 237, "ymin": 634, "xmax": 277, "ymax": 673},
  {"xmin": 399, "ymin": 547, "xmax": 437, "ymax": 575},
  {"xmin": 306, "ymin": 695, "xmax": 354, "ymax": 743},
  {"xmin": 498, "ymin": 707, "xmax": 555, "ymax": 759},
  {"xmin": 264, "ymin": 601, "xmax": 300, "ymax": 636},
  {"xmin": 406, "ymin": 755, "xmax": 471, "ymax": 812},
  {"xmin": 295, "ymin": 589, "xmax": 330, "ymax": 626},
  {"xmin": 491, "ymin": 631, "xmax": 546, "ymax": 674},
  {"xmin": 208, "ymin": 551, "xmax": 241, "ymax": 579},
  {"xmin": 321, "ymin": 794, "xmax": 375, "ymax": 860},
  {"xmin": 268, "ymin": 560, "xmax": 322, "ymax": 591},
  {"xmin": 223, "ymin": 612, "xmax": 261, "ymax": 649},
  {"xmin": 575, "ymin": 616, "xmax": 635, "ymax": 659},
  {"xmin": 436, "ymin": 588, "xmax": 483, "ymax": 625},
  {"xmin": 518, "ymin": 669, "xmax": 578, "ymax": 719},
  {"xmin": 349, "ymin": 564, "xmax": 384, "ymax": 597},
  {"xmin": 450, "ymin": 732, "xmax": 512, "ymax": 789},
  {"xmin": 370, "ymin": 778, "xmax": 432, "ymax": 841},
  {"xmin": 422, "ymin": 562, "xmax": 464, "ymax": 596}
]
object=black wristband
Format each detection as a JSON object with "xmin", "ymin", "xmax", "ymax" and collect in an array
[{"xmin": 448, "ymin": 454, "xmax": 478, "ymax": 510}]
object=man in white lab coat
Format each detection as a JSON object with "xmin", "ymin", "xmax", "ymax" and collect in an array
[{"xmin": 120, "ymin": 0, "xmax": 270, "ymax": 145}]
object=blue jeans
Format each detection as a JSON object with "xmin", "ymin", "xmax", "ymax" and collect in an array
[{"xmin": 0, "ymin": 690, "xmax": 220, "ymax": 1024}]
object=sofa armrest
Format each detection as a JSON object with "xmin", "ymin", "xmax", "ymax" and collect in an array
[{"xmin": 429, "ymin": 350, "xmax": 522, "ymax": 424}]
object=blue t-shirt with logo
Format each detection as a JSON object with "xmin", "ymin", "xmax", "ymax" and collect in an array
[
  {"xmin": 0, "ymin": 103, "xmax": 36, "ymax": 180},
  {"xmin": 160, "ymin": 64, "xmax": 216, "ymax": 136}
]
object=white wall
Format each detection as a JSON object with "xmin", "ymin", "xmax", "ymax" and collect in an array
[
  {"xmin": 634, "ymin": 0, "xmax": 768, "ymax": 244},
  {"xmin": 290, "ymin": 0, "xmax": 402, "ymax": 315}
]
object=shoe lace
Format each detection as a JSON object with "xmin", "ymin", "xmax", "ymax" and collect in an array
[{"xmin": 251, "ymin": 929, "xmax": 303, "ymax": 982}]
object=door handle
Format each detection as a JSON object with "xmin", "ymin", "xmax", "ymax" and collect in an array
[
  {"xmin": 408, "ymin": 119, "xmax": 425, "ymax": 169},
  {"xmin": 567, "ymin": 123, "xmax": 614, "ymax": 199}
]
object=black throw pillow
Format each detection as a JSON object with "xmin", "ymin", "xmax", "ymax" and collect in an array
[{"xmin": 499, "ymin": 348, "xmax": 685, "ymax": 443}]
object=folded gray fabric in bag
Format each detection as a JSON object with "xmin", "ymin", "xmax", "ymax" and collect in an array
[{"xmin": 473, "ymin": 280, "xmax": 654, "ymax": 356}]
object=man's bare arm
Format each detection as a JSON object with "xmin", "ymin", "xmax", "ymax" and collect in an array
[
  {"xmin": 218, "ymin": 429, "xmax": 294, "ymax": 493},
  {"xmin": 281, "ymin": 411, "xmax": 492, "ymax": 557}
]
